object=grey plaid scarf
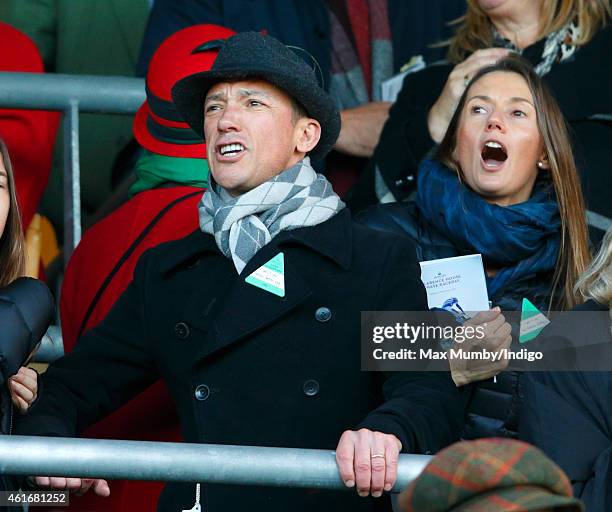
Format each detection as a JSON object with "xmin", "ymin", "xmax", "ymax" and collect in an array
[{"xmin": 199, "ymin": 157, "xmax": 345, "ymax": 274}]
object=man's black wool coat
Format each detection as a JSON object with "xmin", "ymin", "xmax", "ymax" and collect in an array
[{"xmin": 16, "ymin": 209, "xmax": 469, "ymax": 511}]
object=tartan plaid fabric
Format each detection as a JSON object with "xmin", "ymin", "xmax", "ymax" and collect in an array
[
  {"xmin": 199, "ymin": 157, "xmax": 344, "ymax": 274},
  {"xmin": 399, "ymin": 438, "xmax": 584, "ymax": 512}
]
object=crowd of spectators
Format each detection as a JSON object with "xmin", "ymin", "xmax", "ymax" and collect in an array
[{"xmin": 0, "ymin": 1, "xmax": 610, "ymax": 511}]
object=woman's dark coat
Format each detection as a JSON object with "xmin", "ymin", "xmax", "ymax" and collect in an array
[
  {"xmin": 357, "ymin": 202, "xmax": 554, "ymax": 441},
  {"xmin": 359, "ymin": 202, "xmax": 553, "ymax": 312},
  {"xmin": 16, "ymin": 210, "xmax": 470, "ymax": 512}
]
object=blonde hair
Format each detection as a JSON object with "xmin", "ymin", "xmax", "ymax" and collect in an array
[
  {"xmin": 575, "ymin": 227, "xmax": 612, "ymax": 304},
  {"xmin": 435, "ymin": 56, "xmax": 590, "ymax": 310},
  {"xmin": 0, "ymin": 138, "xmax": 25, "ymax": 287},
  {"xmin": 447, "ymin": 0, "xmax": 612, "ymax": 64}
]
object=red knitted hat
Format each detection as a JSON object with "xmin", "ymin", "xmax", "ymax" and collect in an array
[{"xmin": 133, "ymin": 24, "xmax": 236, "ymax": 158}]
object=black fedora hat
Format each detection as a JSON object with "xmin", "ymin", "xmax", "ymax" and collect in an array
[{"xmin": 171, "ymin": 31, "xmax": 340, "ymax": 160}]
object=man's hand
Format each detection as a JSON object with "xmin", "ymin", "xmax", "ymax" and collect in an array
[
  {"xmin": 31, "ymin": 477, "xmax": 110, "ymax": 497},
  {"xmin": 336, "ymin": 428, "xmax": 402, "ymax": 497},
  {"xmin": 450, "ymin": 307, "xmax": 512, "ymax": 386},
  {"xmin": 335, "ymin": 102, "xmax": 391, "ymax": 157}
]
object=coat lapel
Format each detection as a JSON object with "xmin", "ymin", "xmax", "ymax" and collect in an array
[
  {"xmin": 188, "ymin": 245, "xmax": 313, "ymax": 363},
  {"xmin": 176, "ymin": 209, "xmax": 352, "ymax": 364}
]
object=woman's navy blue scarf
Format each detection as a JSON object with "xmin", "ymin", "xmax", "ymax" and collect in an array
[{"xmin": 416, "ymin": 158, "xmax": 561, "ymax": 298}]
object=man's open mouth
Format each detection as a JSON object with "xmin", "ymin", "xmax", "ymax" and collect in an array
[
  {"xmin": 481, "ymin": 140, "xmax": 508, "ymax": 168},
  {"xmin": 218, "ymin": 143, "xmax": 245, "ymax": 157}
]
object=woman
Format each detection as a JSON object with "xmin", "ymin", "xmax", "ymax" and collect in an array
[
  {"xmin": 349, "ymin": 0, "xmax": 612, "ymax": 233},
  {"xmin": 0, "ymin": 137, "xmax": 47, "ymax": 511},
  {"xmin": 0, "ymin": 138, "xmax": 40, "ymax": 413},
  {"xmin": 359, "ymin": 55, "xmax": 590, "ymax": 439},
  {"xmin": 520, "ymin": 226, "xmax": 612, "ymax": 511}
]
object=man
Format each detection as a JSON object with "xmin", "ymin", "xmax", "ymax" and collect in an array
[
  {"xmin": 58, "ymin": 24, "xmax": 235, "ymax": 512},
  {"xmin": 16, "ymin": 33, "xmax": 469, "ymax": 511}
]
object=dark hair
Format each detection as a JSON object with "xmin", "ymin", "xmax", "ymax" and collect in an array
[
  {"xmin": 435, "ymin": 55, "xmax": 590, "ymax": 310},
  {"xmin": 290, "ymin": 97, "xmax": 308, "ymax": 125},
  {"xmin": 0, "ymin": 138, "xmax": 25, "ymax": 286}
]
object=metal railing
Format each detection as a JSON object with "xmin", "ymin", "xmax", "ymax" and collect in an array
[
  {"xmin": 0, "ymin": 436, "xmax": 431, "ymax": 491},
  {"xmin": 0, "ymin": 71, "xmax": 145, "ymax": 263}
]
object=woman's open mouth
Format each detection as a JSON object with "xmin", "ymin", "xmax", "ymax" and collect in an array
[{"xmin": 481, "ymin": 140, "xmax": 508, "ymax": 170}]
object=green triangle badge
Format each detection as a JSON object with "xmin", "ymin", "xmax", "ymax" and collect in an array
[
  {"xmin": 245, "ymin": 252, "xmax": 285, "ymax": 297},
  {"xmin": 519, "ymin": 298, "xmax": 550, "ymax": 343}
]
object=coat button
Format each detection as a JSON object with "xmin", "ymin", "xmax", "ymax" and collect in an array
[
  {"xmin": 315, "ymin": 307, "xmax": 332, "ymax": 323},
  {"xmin": 303, "ymin": 379, "xmax": 320, "ymax": 397},
  {"xmin": 174, "ymin": 322, "xmax": 190, "ymax": 339},
  {"xmin": 194, "ymin": 384, "xmax": 210, "ymax": 401}
]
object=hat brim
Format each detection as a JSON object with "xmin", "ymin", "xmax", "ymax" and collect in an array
[
  {"xmin": 133, "ymin": 103, "xmax": 207, "ymax": 159},
  {"xmin": 171, "ymin": 68, "xmax": 340, "ymax": 160}
]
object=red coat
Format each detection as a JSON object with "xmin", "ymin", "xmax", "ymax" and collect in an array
[
  {"xmin": 0, "ymin": 22, "xmax": 59, "ymax": 230},
  {"xmin": 60, "ymin": 186, "xmax": 204, "ymax": 511}
]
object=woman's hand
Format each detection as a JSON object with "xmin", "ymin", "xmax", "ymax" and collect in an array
[
  {"xmin": 427, "ymin": 48, "xmax": 511, "ymax": 143},
  {"xmin": 9, "ymin": 366, "xmax": 38, "ymax": 413},
  {"xmin": 450, "ymin": 307, "xmax": 512, "ymax": 386}
]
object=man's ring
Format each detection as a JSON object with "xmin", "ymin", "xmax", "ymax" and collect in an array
[
  {"xmin": 371, "ymin": 453, "xmax": 385, "ymax": 459},
  {"xmin": 464, "ymin": 74, "xmax": 470, "ymax": 86}
]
